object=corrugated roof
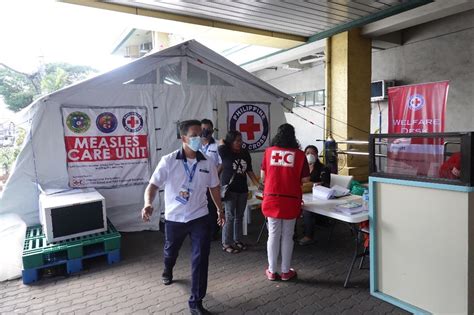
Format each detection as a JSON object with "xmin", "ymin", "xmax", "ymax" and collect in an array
[{"xmin": 107, "ymin": 0, "xmax": 430, "ymax": 37}]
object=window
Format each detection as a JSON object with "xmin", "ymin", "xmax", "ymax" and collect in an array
[
  {"xmin": 290, "ymin": 89, "xmax": 325, "ymax": 107},
  {"xmin": 159, "ymin": 62, "xmax": 181, "ymax": 85},
  {"xmin": 187, "ymin": 63, "xmax": 208, "ymax": 86},
  {"xmin": 210, "ymin": 73, "xmax": 232, "ymax": 86},
  {"xmin": 123, "ymin": 70, "xmax": 157, "ymax": 85},
  {"xmin": 315, "ymin": 90, "xmax": 324, "ymax": 105}
]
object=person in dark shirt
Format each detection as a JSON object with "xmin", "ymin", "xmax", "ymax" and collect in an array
[
  {"xmin": 219, "ymin": 130, "xmax": 261, "ymax": 253},
  {"xmin": 305, "ymin": 145, "xmax": 330, "ymax": 186},
  {"xmin": 299, "ymin": 145, "xmax": 331, "ymax": 246}
]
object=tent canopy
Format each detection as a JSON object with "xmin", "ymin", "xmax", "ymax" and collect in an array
[{"xmin": 0, "ymin": 40, "xmax": 291, "ymax": 231}]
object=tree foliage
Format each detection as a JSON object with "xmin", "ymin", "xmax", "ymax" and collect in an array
[
  {"xmin": 0, "ymin": 62, "xmax": 97, "ymax": 112},
  {"xmin": 0, "ymin": 67, "xmax": 37, "ymax": 112},
  {"xmin": 0, "ymin": 127, "xmax": 25, "ymax": 176}
]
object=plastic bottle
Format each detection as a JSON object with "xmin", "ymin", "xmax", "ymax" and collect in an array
[{"xmin": 362, "ymin": 189, "xmax": 369, "ymax": 211}]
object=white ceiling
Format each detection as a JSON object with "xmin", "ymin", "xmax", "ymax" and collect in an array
[{"xmin": 107, "ymin": 0, "xmax": 418, "ymax": 37}]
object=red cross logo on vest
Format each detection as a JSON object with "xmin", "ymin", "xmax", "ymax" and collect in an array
[
  {"xmin": 270, "ymin": 150, "xmax": 295, "ymax": 167},
  {"xmin": 239, "ymin": 115, "xmax": 261, "ymax": 141}
]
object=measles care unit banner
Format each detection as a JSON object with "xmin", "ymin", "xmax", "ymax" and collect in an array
[
  {"xmin": 227, "ymin": 101, "xmax": 270, "ymax": 152},
  {"xmin": 61, "ymin": 106, "xmax": 150, "ymax": 188},
  {"xmin": 387, "ymin": 81, "xmax": 449, "ymax": 176}
]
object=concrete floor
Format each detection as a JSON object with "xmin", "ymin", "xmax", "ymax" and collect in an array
[{"xmin": 0, "ymin": 211, "xmax": 409, "ymax": 314}]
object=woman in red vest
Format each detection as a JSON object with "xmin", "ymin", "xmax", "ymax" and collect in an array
[{"xmin": 261, "ymin": 124, "xmax": 310, "ymax": 281}]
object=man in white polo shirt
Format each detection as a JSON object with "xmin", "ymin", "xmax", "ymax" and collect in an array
[
  {"xmin": 141, "ymin": 120, "xmax": 225, "ymax": 315},
  {"xmin": 200, "ymin": 118, "xmax": 222, "ymax": 240}
]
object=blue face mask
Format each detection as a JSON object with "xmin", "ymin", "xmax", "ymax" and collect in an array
[{"xmin": 187, "ymin": 136, "xmax": 201, "ymax": 152}]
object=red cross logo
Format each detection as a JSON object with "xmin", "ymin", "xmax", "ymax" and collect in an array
[
  {"xmin": 272, "ymin": 152, "xmax": 283, "ymax": 163},
  {"xmin": 122, "ymin": 112, "xmax": 144, "ymax": 132},
  {"xmin": 408, "ymin": 94, "xmax": 425, "ymax": 110},
  {"xmin": 127, "ymin": 116, "xmax": 139, "ymax": 128},
  {"xmin": 270, "ymin": 150, "xmax": 295, "ymax": 167},
  {"xmin": 239, "ymin": 115, "xmax": 261, "ymax": 141}
]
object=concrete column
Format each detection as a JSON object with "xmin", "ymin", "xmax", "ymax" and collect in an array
[{"xmin": 327, "ymin": 28, "xmax": 371, "ymax": 181}]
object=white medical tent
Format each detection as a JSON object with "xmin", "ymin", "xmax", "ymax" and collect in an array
[{"xmin": 0, "ymin": 40, "xmax": 292, "ymax": 232}]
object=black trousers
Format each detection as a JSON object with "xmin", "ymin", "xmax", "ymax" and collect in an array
[
  {"xmin": 163, "ymin": 215, "xmax": 211, "ymax": 308},
  {"xmin": 206, "ymin": 190, "xmax": 219, "ymax": 237}
]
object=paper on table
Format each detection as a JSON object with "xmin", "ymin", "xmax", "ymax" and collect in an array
[
  {"xmin": 336, "ymin": 201, "xmax": 362, "ymax": 209},
  {"xmin": 335, "ymin": 202, "xmax": 365, "ymax": 215},
  {"xmin": 312, "ymin": 185, "xmax": 334, "ymax": 200},
  {"xmin": 331, "ymin": 184, "xmax": 351, "ymax": 198}
]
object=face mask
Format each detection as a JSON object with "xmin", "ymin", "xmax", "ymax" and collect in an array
[
  {"xmin": 306, "ymin": 154, "xmax": 316, "ymax": 164},
  {"xmin": 201, "ymin": 128, "xmax": 213, "ymax": 140},
  {"xmin": 187, "ymin": 136, "xmax": 201, "ymax": 152}
]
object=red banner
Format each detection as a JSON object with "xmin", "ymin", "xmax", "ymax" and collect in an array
[
  {"xmin": 65, "ymin": 135, "xmax": 149, "ymax": 162},
  {"xmin": 388, "ymin": 81, "xmax": 448, "ymax": 135},
  {"xmin": 387, "ymin": 81, "xmax": 449, "ymax": 176}
]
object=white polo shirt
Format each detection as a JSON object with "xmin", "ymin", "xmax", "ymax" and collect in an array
[
  {"xmin": 200, "ymin": 139, "xmax": 222, "ymax": 168},
  {"xmin": 150, "ymin": 148, "xmax": 220, "ymax": 223}
]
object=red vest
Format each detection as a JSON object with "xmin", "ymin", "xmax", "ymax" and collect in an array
[{"xmin": 261, "ymin": 146, "xmax": 306, "ymax": 219}]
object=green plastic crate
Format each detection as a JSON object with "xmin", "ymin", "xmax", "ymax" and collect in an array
[{"xmin": 22, "ymin": 220, "xmax": 121, "ymax": 269}]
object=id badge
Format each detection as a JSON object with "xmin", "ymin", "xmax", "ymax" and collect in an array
[{"xmin": 175, "ymin": 185, "xmax": 193, "ymax": 205}]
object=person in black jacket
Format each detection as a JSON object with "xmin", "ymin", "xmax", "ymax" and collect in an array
[{"xmin": 298, "ymin": 145, "xmax": 330, "ymax": 246}]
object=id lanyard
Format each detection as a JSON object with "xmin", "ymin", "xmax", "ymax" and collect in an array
[
  {"xmin": 202, "ymin": 143, "xmax": 210, "ymax": 155},
  {"xmin": 182, "ymin": 159, "xmax": 198, "ymax": 186}
]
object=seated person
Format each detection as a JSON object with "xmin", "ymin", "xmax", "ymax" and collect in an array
[
  {"xmin": 439, "ymin": 152, "xmax": 461, "ymax": 179},
  {"xmin": 299, "ymin": 145, "xmax": 331, "ymax": 246}
]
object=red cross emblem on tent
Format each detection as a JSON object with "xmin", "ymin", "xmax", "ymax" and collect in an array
[
  {"xmin": 229, "ymin": 103, "xmax": 269, "ymax": 151},
  {"xmin": 122, "ymin": 112, "xmax": 144, "ymax": 133},
  {"xmin": 239, "ymin": 115, "xmax": 261, "ymax": 141},
  {"xmin": 270, "ymin": 150, "xmax": 295, "ymax": 167},
  {"xmin": 127, "ymin": 116, "xmax": 139, "ymax": 128}
]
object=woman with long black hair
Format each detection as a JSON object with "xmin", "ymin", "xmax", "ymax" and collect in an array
[
  {"xmin": 260, "ymin": 124, "xmax": 310, "ymax": 281},
  {"xmin": 219, "ymin": 130, "xmax": 261, "ymax": 253}
]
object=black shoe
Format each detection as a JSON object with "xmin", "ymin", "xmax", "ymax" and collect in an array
[
  {"xmin": 162, "ymin": 269, "xmax": 173, "ymax": 285},
  {"xmin": 189, "ymin": 304, "xmax": 211, "ymax": 315}
]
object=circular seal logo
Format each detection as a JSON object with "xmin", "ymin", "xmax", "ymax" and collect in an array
[
  {"xmin": 122, "ymin": 112, "xmax": 144, "ymax": 133},
  {"xmin": 229, "ymin": 105, "xmax": 269, "ymax": 151},
  {"xmin": 407, "ymin": 94, "xmax": 425, "ymax": 111},
  {"xmin": 66, "ymin": 111, "xmax": 90, "ymax": 134},
  {"xmin": 96, "ymin": 112, "xmax": 118, "ymax": 133}
]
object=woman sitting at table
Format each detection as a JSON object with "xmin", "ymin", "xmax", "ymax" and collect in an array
[
  {"xmin": 261, "ymin": 124, "xmax": 310, "ymax": 281},
  {"xmin": 298, "ymin": 145, "xmax": 331, "ymax": 246}
]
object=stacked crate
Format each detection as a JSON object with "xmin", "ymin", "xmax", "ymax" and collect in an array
[{"xmin": 22, "ymin": 220, "xmax": 121, "ymax": 284}]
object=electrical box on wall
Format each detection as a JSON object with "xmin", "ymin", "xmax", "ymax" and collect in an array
[{"xmin": 371, "ymin": 80, "xmax": 395, "ymax": 102}]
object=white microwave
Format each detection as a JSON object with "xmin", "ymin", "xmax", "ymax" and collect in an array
[{"xmin": 39, "ymin": 188, "xmax": 107, "ymax": 243}]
